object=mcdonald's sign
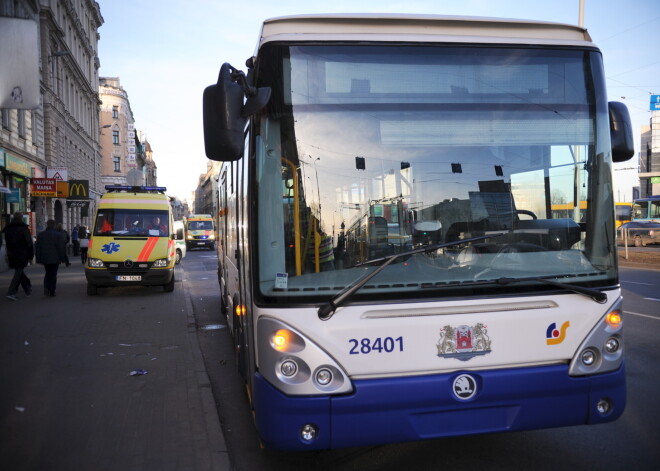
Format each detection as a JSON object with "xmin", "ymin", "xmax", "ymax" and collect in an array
[{"xmin": 67, "ymin": 179, "xmax": 89, "ymax": 200}]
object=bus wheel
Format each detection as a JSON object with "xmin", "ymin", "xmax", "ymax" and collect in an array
[
  {"xmin": 164, "ymin": 276, "xmax": 175, "ymax": 292},
  {"xmin": 87, "ymin": 283, "xmax": 98, "ymax": 296},
  {"xmin": 233, "ymin": 312, "xmax": 247, "ymax": 380}
]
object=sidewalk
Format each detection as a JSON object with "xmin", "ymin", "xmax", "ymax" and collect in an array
[{"xmin": 0, "ymin": 261, "xmax": 230, "ymax": 470}]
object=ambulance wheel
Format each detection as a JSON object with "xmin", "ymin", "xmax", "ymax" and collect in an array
[
  {"xmin": 175, "ymin": 249, "xmax": 182, "ymax": 264},
  {"xmin": 87, "ymin": 283, "xmax": 98, "ymax": 296},
  {"xmin": 164, "ymin": 276, "xmax": 175, "ymax": 292}
]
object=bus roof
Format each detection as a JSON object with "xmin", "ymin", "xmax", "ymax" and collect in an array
[{"xmin": 257, "ymin": 14, "xmax": 594, "ymax": 51}]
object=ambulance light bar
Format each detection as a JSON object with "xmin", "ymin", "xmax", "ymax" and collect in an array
[{"xmin": 105, "ymin": 185, "xmax": 167, "ymax": 193}]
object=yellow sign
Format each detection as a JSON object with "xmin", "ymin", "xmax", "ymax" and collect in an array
[{"xmin": 57, "ymin": 181, "xmax": 69, "ymax": 198}]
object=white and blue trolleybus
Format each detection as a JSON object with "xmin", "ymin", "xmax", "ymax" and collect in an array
[{"xmin": 202, "ymin": 14, "xmax": 635, "ymax": 450}]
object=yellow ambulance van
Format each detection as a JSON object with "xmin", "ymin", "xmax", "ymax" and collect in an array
[
  {"xmin": 185, "ymin": 214, "xmax": 215, "ymax": 250},
  {"xmin": 85, "ymin": 185, "xmax": 176, "ymax": 295}
]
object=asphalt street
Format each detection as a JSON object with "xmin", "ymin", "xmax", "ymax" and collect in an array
[{"xmin": 0, "ymin": 260, "xmax": 230, "ymax": 471}]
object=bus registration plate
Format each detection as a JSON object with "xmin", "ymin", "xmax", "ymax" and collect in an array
[{"xmin": 117, "ymin": 275, "xmax": 141, "ymax": 281}]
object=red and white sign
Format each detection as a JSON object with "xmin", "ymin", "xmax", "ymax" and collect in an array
[
  {"xmin": 47, "ymin": 166, "xmax": 68, "ymax": 181},
  {"xmin": 30, "ymin": 178, "xmax": 57, "ymax": 197}
]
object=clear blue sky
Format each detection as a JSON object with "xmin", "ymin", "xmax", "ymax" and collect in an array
[{"xmin": 97, "ymin": 0, "xmax": 660, "ymax": 201}]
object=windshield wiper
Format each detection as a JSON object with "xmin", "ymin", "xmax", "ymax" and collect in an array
[
  {"xmin": 318, "ymin": 233, "xmax": 507, "ymax": 320},
  {"xmin": 492, "ymin": 276, "xmax": 607, "ymax": 304}
]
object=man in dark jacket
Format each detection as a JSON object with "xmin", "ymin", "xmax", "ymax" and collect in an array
[
  {"xmin": 35, "ymin": 219, "xmax": 67, "ymax": 297},
  {"xmin": 56, "ymin": 222, "xmax": 71, "ymax": 266},
  {"xmin": 3, "ymin": 212, "xmax": 34, "ymax": 301}
]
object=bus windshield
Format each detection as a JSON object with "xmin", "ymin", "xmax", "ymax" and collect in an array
[{"xmin": 254, "ymin": 44, "xmax": 615, "ymax": 302}]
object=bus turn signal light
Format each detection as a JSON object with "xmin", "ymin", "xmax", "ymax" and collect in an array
[
  {"xmin": 606, "ymin": 311, "xmax": 621, "ymax": 329},
  {"xmin": 273, "ymin": 329, "xmax": 292, "ymax": 350}
]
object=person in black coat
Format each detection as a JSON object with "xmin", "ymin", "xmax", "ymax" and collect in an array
[
  {"xmin": 2, "ymin": 212, "xmax": 34, "ymax": 300},
  {"xmin": 35, "ymin": 219, "xmax": 67, "ymax": 297}
]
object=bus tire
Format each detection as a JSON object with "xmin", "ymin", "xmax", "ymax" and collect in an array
[
  {"xmin": 232, "ymin": 310, "xmax": 247, "ymax": 380},
  {"xmin": 87, "ymin": 283, "xmax": 98, "ymax": 296}
]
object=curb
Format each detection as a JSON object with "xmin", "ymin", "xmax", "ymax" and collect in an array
[{"xmin": 182, "ymin": 265, "xmax": 232, "ymax": 469}]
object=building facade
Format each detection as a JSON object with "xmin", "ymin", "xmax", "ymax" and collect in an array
[
  {"xmin": 1, "ymin": 0, "xmax": 103, "ymax": 247},
  {"xmin": 639, "ymin": 111, "xmax": 660, "ymax": 198}
]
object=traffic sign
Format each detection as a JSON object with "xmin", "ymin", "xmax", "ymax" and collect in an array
[
  {"xmin": 650, "ymin": 95, "xmax": 660, "ymax": 111},
  {"xmin": 46, "ymin": 166, "xmax": 68, "ymax": 181}
]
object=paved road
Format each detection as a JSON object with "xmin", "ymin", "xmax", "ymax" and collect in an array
[{"xmin": 0, "ymin": 260, "xmax": 230, "ymax": 471}]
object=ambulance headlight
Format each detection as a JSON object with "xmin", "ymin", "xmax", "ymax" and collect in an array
[
  {"xmin": 88, "ymin": 258, "xmax": 104, "ymax": 268},
  {"xmin": 152, "ymin": 258, "xmax": 168, "ymax": 268},
  {"xmin": 208, "ymin": 234, "xmax": 215, "ymax": 240},
  {"xmin": 186, "ymin": 234, "xmax": 193, "ymax": 240}
]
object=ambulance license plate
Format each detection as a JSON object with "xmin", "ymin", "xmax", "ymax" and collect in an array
[
  {"xmin": 117, "ymin": 275, "xmax": 141, "ymax": 281},
  {"xmin": 196, "ymin": 242, "xmax": 205, "ymax": 245}
]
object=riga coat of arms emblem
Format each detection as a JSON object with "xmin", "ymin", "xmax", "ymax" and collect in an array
[{"xmin": 437, "ymin": 323, "xmax": 492, "ymax": 361}]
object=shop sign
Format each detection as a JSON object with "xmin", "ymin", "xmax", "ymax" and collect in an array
[
  {"xmin": 6, "ymin": 154, "xmax": 31, "ymax": 177},
  {"xmin": 7, "ymin": 187, "xmax": 21, "ymax": 202},
  {"xmin": 67, "ymin": 180, "xmax": 89, "ymax": 200},
  {"xmin": 57, "ymin": 181, "xmax": 69, "ymax": 198},
  {"xmin": 31, "ymin": 178, "xmax": 57, "ymax": 197}
]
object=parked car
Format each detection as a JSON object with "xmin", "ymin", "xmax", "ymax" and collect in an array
[
  {"xmin": 173, "ymin": 220, "xmax": 187, "ymax": 264},
  {"xmin": 616, "ymin": 221, "xmax": 660, "ymax": 247}
]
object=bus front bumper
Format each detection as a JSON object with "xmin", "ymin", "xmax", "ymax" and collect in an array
[{"xmin": 252, "ymin": 363, "xmax": 626, "ymax": 451}]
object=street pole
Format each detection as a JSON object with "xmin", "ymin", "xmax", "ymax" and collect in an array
[{"xmin": 579, "ymin": 0, "xmax": 585, "ymax": 27}]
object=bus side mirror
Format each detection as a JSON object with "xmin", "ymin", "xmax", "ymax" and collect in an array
[
  {"xmin": 203, "ymin": 63, "xmax": 271, "ymax": 162},
  {"xmin": 609, "ymin": 101, "xmax": 634, "ymax": 162},
  {"xmin": 203, "ymin": 63, "xmax": 246, "ymax": 161}
]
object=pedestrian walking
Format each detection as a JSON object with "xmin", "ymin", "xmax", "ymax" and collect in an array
[
  {"xmin": 56, "ymin": 222, "xmax": 71, "ymax": 266},
  {"xmin": 2, "ymin": 212, "xmax": 34, "ymax": 301},
  {"xmin": 71, "ymin": 225, "xmax": 80, "ymax": 256},
  {"xmin": 79, "ymin": 225, "xmax": 89, "ymax": 264},
  {"xmin": 35, "ymin": 219, "xmax": 67, "ymax": 297}
]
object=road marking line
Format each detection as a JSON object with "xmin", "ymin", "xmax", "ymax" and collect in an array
[
  {"xmin": 622, "ymin": 281, "xmax": 655, "ymax": 285},
  {"xmin": 625, "ymin": 311, "xmax": 660, "ymax": 321},
  {"xmin": 643, "ymin": 298, "xmax": 660, "ymax": 302}
]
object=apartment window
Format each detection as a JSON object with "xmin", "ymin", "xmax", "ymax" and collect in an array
[
  {"xmin": 1, "ymin": 109, "xmax": 9, "ymax": 130},
  {"xmin": 112, "ymin": 130, "xmax": 119, "ymax": 145},
  {"xmin": 113, "ymin": 156, "xmax": 121, "ymax": 172},
  {"xmin": 112, "ymin": 105, "xmax": 118, "ymax": 119},
  {"xmin": 18, "ymin": 110, "xmax": 26, "ymax": 137}
]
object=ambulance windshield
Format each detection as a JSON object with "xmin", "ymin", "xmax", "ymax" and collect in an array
[{"xmin": 94, "ymin": 209, "xmax": 170, "ymax": 237}]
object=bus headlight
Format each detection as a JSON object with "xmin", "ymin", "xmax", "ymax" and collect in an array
[
  {"xmin": 569, "ymin": 299, "xmax": 624, "ymax": 376},
  {"xmin": 315, "ymin": 368, "xmax": 333, "ymax": 386},
  {"xmin": 281, "ymin": 359, "xmax": 298, "ymax": 377},
  {"xmin": 581, "ymin": 349, "xmax": 597, "ymax": 366},
  {"xmin": 604, "ymin": 337, "xmax": 620, "ymax": 353},
  {"xmin": 259, "ymin": 317, "xmax": 352, "ymax": 396}
]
